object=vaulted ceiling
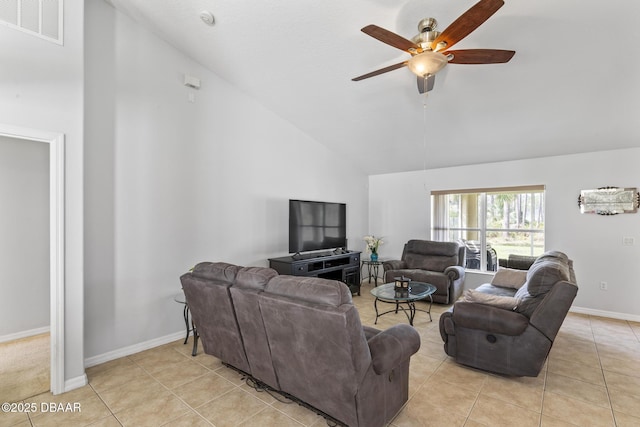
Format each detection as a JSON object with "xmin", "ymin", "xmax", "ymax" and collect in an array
[{"xmin": 105, "ymin": 0, "xmax": 640, "ymax": 175}]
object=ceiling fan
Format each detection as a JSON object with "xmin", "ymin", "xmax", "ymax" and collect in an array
[{"xmin": 352, "ymin": 0, "xmax": 515, "ymax": 93}]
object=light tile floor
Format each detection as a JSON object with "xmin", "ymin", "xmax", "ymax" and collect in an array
[{"xmin": 3, "ymin": 281, "xmax": 640, "ymax": 426}]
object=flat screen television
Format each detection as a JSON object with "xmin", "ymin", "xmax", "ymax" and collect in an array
[{"xmin": 289, "ymin": 199, "xmax": 347, "ymax": 254}]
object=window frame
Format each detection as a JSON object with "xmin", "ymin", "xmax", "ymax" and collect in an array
[{"xmin": 431, "ymin": 185, "xmax": 545, "ymax": 272}]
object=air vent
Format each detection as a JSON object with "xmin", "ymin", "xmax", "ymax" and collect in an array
[{"xmin": 0, "ymin": 0, "xmax": 63, "ymax": 45}]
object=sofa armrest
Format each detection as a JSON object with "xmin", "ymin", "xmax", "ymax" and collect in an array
[
  {"xmin": 382, "ymin": 260, "xmax": 406, "ymax": 272},
  {"xmin": 363, "ymin": 325, "xmax": 381, "ymax": 341},
  {"xmin": 452, "ymin": 302, "xmax": 529, "ymax": 336},
  {"xmin": 444, "ymin": 265, "xmax": 464, "ymax": 281},
  {"xmin": 367, "ymin": 324, "xmax": 420, "ymax": 375},
  {"xmin": 529, "ymin": 281, "xmax": 578, "ymax": 341}
]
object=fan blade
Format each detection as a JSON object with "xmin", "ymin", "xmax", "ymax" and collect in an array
[
  {"xmin": 431, "ymin": 0, "xmax": 504, "ymax": 51},
  {"xmin": 352, "ymin": 61, "xmax": 408, "ymax": 81},
  {"xmin": 417, "ymin": 74, "xmax": 436, "ymax": 94},
  {"xmin": 444, "ymin": 49, "xmax": 515, "ymax": 64},
  {"xmin": 361, "ymin": 24, "xmax": 420, "ymax": 53}
]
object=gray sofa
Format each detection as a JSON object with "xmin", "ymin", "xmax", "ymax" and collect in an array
[
  {"xmin": 439, "ymin": 251, "xmax": 578, "ymax": 376},
  {"xmin": 383, "ymin": 240, "xmax": 466, "ymax": 304},
  {"xmin": 180, "ymin": 262, "xmax": 421, "ymax": 427},
  {"xmin": 498, "ymin": 253, "xmax": 536, "ymax": 270}
]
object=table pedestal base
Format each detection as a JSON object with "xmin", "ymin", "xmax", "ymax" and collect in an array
[{"xmin": 373, "ymin": 296, "xmax": 433, "ymax": 326}]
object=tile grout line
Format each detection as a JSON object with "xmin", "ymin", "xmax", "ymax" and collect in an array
[
  {"xmin": 591, "ymin": 317, "xmax": 619, "ymax": 427},
  {"xmin": 539, "ymin": 353, "xmax": 548, "ymax": 427},
  {"xmin": 127, "ymin": 350, "xmax": 218, "ymax": 426},
  {"xmin": 130, "ymin": 346, "xmax": 306, "ymax": 426},
  {"xmin": 88, "ymin": 382, "xmax": 124, "ymax": 427}
]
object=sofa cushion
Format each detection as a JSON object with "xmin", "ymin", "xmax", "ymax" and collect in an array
[
  {"xmin": 191, "ymin": 262, "xmax": 242, "ymax": 283},
  {"xmin": 510, "ymin": 252, "xmax": 571, "ymax": 317},
  {"xmin": 491, "ymin": 267, "xmax": 528, "ymax": 290},
  {"xmin": 474, "ymin": 283, "xmax": 517, "ymax": 297},
  {"xmin": 512, "ymin": 287, "xmax": 544, "ymax": 318},
  {"xmin": 405, "ymin": 254, "xmax": 458, "ymax": 272},
  {"xmin": 525, "ymin": 257, "xmax": 570, "ymax": 297},
  {"xmin": 404, "ymin": 240, "xmax": 460, "ymax": 271},
  {"xmin": 406, "ymin": 240, "xmax": 460, "ymax": 257},
  {"xmin": 500, "ymin": 254, "xmax": 537, "ymax": 270},
  {"xmin": 265, "ymin": 275, "xmax": 352, "ymax": 307},
  {"xmin": 235, "ymin": 266, "xmax": 278, "ymax": 290},
  {"xmin": 536, "ymin": 250, "xmax": 569, "ymax": 263},
  {"xmin": 459, "ymin": 289, "xmax": 520, "ymax": 310}
]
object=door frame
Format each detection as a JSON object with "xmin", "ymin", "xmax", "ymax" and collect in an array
[{"xmin": 0, "ymin": 124, "xmax": 65, "ymax": 394}]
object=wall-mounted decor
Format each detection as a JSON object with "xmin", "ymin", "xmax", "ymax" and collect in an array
[{"xmin": 578, "ymin": 187, "xmax": 640, "ymax": 215}]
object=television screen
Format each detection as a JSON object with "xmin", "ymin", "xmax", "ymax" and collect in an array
[{"xmin": 289, "ymin": 200, "xmax": 346, "ymax": 254}]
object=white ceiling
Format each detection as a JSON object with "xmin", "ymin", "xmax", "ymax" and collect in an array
[{"xmin": 106, "ymin": 0, "xmax": 640, "ymax": 175}]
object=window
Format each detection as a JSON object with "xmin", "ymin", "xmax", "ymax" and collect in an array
[
  {"xmin": 432, "ymin": 186, "xmax": 545, "ymax": 272},
  {"xmin": 0, "ymin": 0, "xmax": 63, "ymax": 45}
]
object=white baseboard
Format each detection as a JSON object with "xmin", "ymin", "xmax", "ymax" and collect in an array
[
  {"xmin": 0, "ymin": 326, "xmax": 50, "ymax": 344},
  {"xmin": 61, "ymin": 374, "xmax": 88, "ymax": 395},
  {"xmin": 570, "ymin": 306, "xmax": 640, "ymax": 322},
  {"xmin": 84, "ymin": 331, "xmax": 186, "ymax": 368}
]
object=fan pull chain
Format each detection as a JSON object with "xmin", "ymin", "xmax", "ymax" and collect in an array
[
  {"xmin": 423, "ymin": 97, "xmax": 429, "ymax": 191},
  {"xmin": 423, "ymin": 97, "xmax": 428, "ymax": 172}
]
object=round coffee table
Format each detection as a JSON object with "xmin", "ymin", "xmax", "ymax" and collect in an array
[{"xmin": 370, "ymin": 282, "xmax": 436, "ymax": 326}]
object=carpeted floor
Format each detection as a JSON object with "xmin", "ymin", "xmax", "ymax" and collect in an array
[{"xmin": 0, "ymin": 333, "xmax": 49, "ymax": 402}]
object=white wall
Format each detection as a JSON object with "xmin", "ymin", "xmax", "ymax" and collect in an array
[
  {"xmin": 84, "ymin": 1, "xmax": 369, "ymax": 359},
  {"xmin": 370, "ymin": 148, "xmax": 640, "ymax": 320},
  {"xmin": 0, "ymin": 136, "xmax": 49, "ymax": 336},
  {"xmin": 0, "ymin": 1, "xmax": 84, "ymax": 384}
]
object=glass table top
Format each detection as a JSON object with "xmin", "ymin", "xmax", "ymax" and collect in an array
[
  {"xmin": 370, "ymin": 282, "xmax": 436, "ymax": 302},
  {"xmin": 174, "ymin": 289, "xmax": 186, "ymax": 304}
]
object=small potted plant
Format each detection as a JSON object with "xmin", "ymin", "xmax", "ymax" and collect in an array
[{"xmin": 363, "ymin": 235, "xmax": 383, "ymax": 262}]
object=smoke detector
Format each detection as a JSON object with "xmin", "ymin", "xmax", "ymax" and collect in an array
[{"xmin": 200, "ymin": 11, "xmax": 215, "ymax": 26}]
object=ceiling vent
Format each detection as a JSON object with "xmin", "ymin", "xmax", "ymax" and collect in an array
[{"xmin": 0, "ymin": 0, "xmax": 64, "ymax": 45}]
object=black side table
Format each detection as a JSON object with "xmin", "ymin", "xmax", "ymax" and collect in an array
[
  {"xmin": 361, "ymin": 259, "xmax": 384, "ymax": 285},
  {"xmin": 174, "ymin": 290, "xmax": 199, "ymax": 356}
]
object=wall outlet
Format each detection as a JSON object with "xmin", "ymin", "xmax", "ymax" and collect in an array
[
  {"xmin": 623, "ymin": 237, "xmax": 635, "ymax": 246},
  {"xmin": 600, "ymin": 281, "xmax": 608, "ymax": 291}
]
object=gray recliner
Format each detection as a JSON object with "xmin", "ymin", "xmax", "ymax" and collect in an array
[
  {"xmin": 181, "ymin": 262, "xmax": 421, "ymax": 427},
  {"xmin": 439, "ymin": 251, "xmax": 578, "ymax": 376},
  {"xmin": 259, "ymin": 275, "xmax": 418, "ymax": 427},
  {"xmin": 383, "ymin": 240, "xmax": 466, "ymax": 304}
]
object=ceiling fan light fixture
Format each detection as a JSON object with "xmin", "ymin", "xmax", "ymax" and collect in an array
[{"xmin": 407, "ymin": 51, "xmax": 448, "ymax": 77}]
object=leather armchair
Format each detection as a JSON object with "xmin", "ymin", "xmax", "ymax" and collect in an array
[{"xmin": 383, "ymin": 240, "xmax": 466, "ymax": 304}]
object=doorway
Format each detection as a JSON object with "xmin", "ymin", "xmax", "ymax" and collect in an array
[{"xmin": 0, "ymin": 124, "xmax": 65, "ymax": 395}]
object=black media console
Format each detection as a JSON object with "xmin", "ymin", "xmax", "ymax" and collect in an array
[{"xmin": 268, "ymin": 251, "xmax": 362, "ymax": 295}]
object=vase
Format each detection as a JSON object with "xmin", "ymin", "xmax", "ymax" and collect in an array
[{"xmin": 370, "ymin": 253, "xmax": 378, "ymax": 262}]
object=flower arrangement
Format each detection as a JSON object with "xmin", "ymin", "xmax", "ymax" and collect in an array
[{"xmin": 363, "ymin": 235, "xmax": 384, "ymax": 256}]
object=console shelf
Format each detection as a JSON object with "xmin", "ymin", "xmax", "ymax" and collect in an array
[{"xmin": 269, "ymin": 251, "xmax": 362, "ymax": 295}]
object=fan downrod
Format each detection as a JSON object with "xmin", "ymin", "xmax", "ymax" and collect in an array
[
  {"xmin": 412, "ymin": 18, "xmax": 440, "ymax": 51},
  {"xmin": 418, "ymin": 18, "xmax": 437, "ymax": 33}
]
